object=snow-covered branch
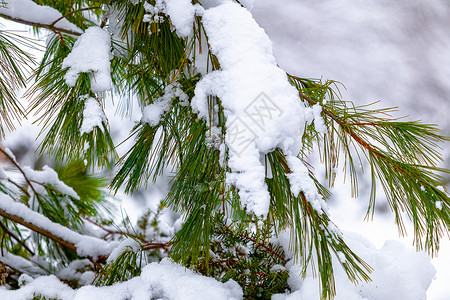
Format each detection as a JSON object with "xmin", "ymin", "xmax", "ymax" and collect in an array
[{"xmin": 0, "ymin": 0, "xmax": 82, "ymax": 36}]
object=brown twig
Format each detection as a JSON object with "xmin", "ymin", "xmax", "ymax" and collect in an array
[
  {"xmin": 141, "ymin": 242, "xmax": 169, "ymax": 251},
  {"xmin": 85, "ymin": 218, "xmax": 147, "ymax": 243},
  {"xmin": 0, "ymin": 13, "xmax": 81, "ymax": 36}
]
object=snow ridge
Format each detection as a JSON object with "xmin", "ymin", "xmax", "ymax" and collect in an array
[
  {"xmin": 192, "ymin": 2, "xmax": 314, "ymax": 217},
  {"xmin": 62, "ymin": 27, "xmax": 112, "ymax": 93}
]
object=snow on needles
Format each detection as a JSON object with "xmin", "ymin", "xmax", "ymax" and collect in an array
[
  {"xmin": 165, "ymin": 0, "xmax": 197, "ymax": 37},
  {"xmin": 0, "ymin": 192, "xmax": 118, "ymax": 258},
  {"xmin": 80, "ymin": 97, "xmax": 106, "ymax": 134},
  {"xmin": 0, "ymin": 259, "xmax": 243, "ymax": 300},
  {"xmin": 192, "ymin": 2, "xmax": 315, "ymax": 217},
  {"xmin": 22, "ymin": 165, "xmax": 80, "ymax": 200},
  {"xmin": 62, "ymin": 27, "xmax": 112, "ymax": 93},
  {"xmin": 285, "ymin": 156, "xmax": 328, "ymax": 214},
  {"xmin": 141, "ymin": 82, "xmax": 188, "ymax": 126},
  {"xmin": 0, "ymin": 0, "xmax": 82, "ymax": 34},
  {"xmin": 106, "ymin": 238, "xmax": 140, "ymax": 264}
]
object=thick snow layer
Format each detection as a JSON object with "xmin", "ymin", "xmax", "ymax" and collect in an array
[
  {"xmin": 57, "ymin": 259, "xmax": 95, "ymax": 285},
  {"xmin": 22, "ymin": 165, "xmax": 79, "ymax": 200},
  {"xmin": 192, "ymin": 2, "xmax": 313, "ymax": 217},
  {"xmin": 0, "ymin": 259, "xmax": 243, "ymax": 300},
  {"xmin": 62, "ymin": 27, "xmax": 112, "ymax": 92},
  {"xmin": 273, "ymin": 231, "xmax": 435, "ymax": 300},
  {"xmin": 0, "ymin": 0, "xmax": 82, "ymax": 34},
  {"xmin": 22, "ymin": 166, "xmax": 80, "ymax": 200},
  {"xmin": 80, "ymin": 97, "xmax": 106, "ymax": 134},
  {"xmin": 286, "ymin": 155, "xmax": 328, "ymax": 213},
  {"xmin": 0, "ymin": 192, "xmax": 118, "ymax": 258},
  {"xmin": 165, "ymin": 0, "xmax": 196, "ymax": 37},
  {"xmin": 106, "ymin": 238, "xmax": 140, "ymax": 263}
]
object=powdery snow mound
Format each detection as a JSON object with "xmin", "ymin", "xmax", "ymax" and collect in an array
[
  {"xmin": 0, "ymin": 259, "xmax": 243, "ymax": 300},
  {"xmin": 273, "ymin": 231, "xmax": 435, "ymax": 300},
  {"xmin": 251, "ymin": 1, "xmax": 450, "ymax": 297},
  {"xmin": 62, "ymin": 26, "xmax": 112, "ymax": 92}
]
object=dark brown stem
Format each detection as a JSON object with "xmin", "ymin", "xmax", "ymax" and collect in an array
[
  {"xmin": 0, "ymin": 208, "xmax": 78, "ymax": 253},
  {"xmin": 100, "ymin": 16, "xmax": 108, "ymax": 28},
  {"xmin": 0, "ymin": 13, "xmax": 81, "ymax": 36}
]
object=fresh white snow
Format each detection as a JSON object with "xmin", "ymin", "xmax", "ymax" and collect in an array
[
  {"xmin": 164, "ymin": 0, "xmax": 196, "ymax": 37},
  {"xmin": 0, "ymin": 166, "xmax": 7, "ymax": 180},
  {"xmin": 0, "ymin": 191, "xmax": 118, "ymax": 258},
  {"xmin": 141, "ymin": 82, "xmax": 188, "ymax": 126},
  {"xmin": 106, "ymin": 238, "xmax": 141, "ymax": 263},
  {"xmin": 273, "ymin": 231, "xmax": 435, "ymax": 300},
  {"xmin": 286, "ymin": 155, "xmax": 328, "ymax": 214},
  {"xmin": 62, "ymin": 26, "xmax": 112, "ymax": 92}
]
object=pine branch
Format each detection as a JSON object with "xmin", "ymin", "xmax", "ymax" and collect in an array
[
  {"xmin": 289, "ymin": 77, "xmax": 450, "ymax": 255},
  {"xmin": 219, "ymin": 223, "xmax": 287, "ymax": 263},
  {"xmin": 0, "ymin": 13, "xmax": 82, "ymax": 36},
  {"xmin": 85, "ymin": 218, "xmax": 149, "ymax": 244},
  {"xmin": 298, "ymin": 92, "xmax": 421, "ymax": 182}
]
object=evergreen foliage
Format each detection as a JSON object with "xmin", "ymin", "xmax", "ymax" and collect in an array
[{"xmin": 0, "ymin": 1, "xmax": 448, "ymax": 299}]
